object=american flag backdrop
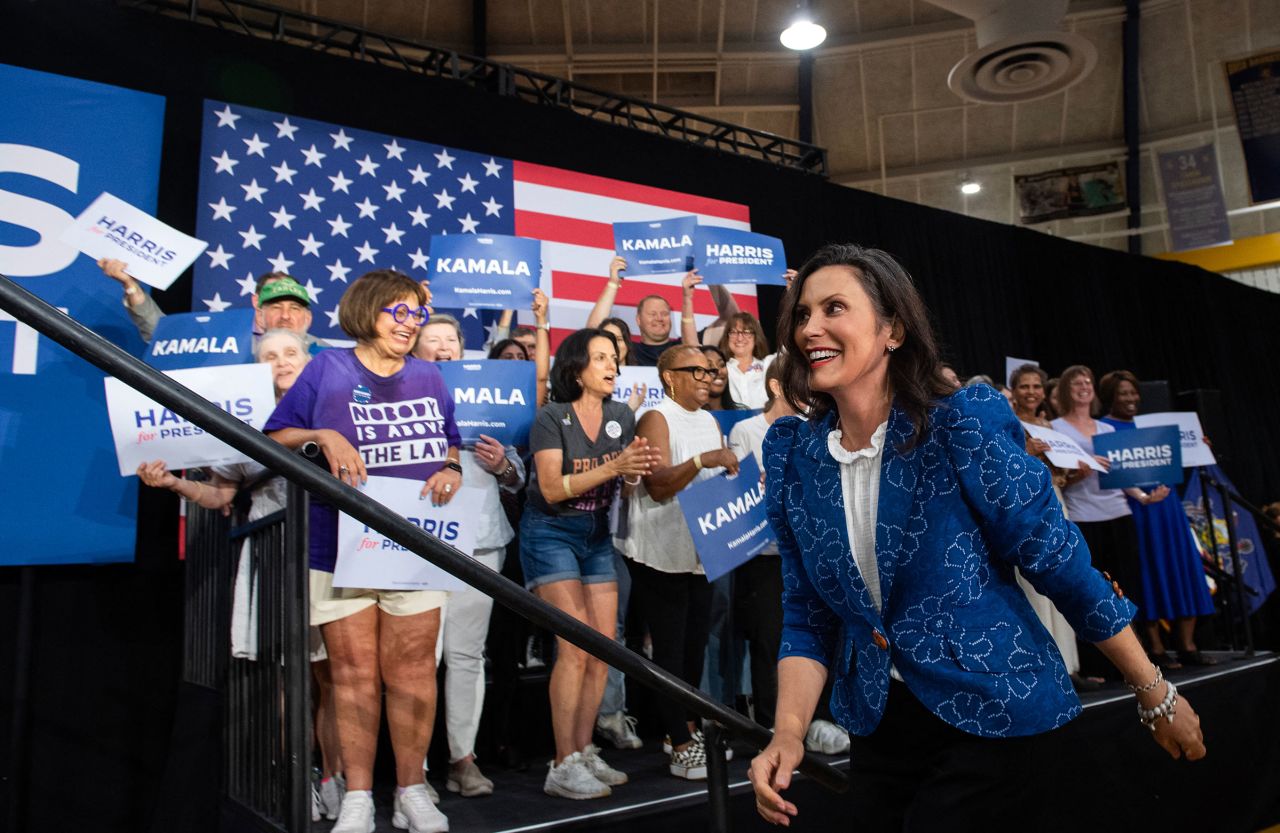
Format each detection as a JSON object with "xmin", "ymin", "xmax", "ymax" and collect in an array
[{"xmin": 194, "ymin": 100, "xmax": 757, "ymax": 348}]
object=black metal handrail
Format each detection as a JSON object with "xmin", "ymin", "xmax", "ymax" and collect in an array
[
  {"xmin": 115, "ymin": 0, "xmax": 829, "ymax": 174},
  {"xmin": 0, "ymin": 274, "xmax": 849, "ymax": 811}
]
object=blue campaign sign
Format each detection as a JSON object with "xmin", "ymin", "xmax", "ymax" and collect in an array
[
  {"xmin": 711, "ymin": 408, "xmax": 760, "ymax": 438},
  {"xmin": 0, "ymin": 64, "xmax": 165, "ymax": 565},
  {"xmin": 146, "ymin": 309, "xmax": 256, "ymax": 370},
  {"xmin": 1095, "ymin": 425, "xmax": 1184, "ymax": 489},
  {"xmin": 612, "ymin": 215, "xmax": 696, "ymax": 275},
  {"xmin": 677, "ymin": 455, "xmax": 775, "ymax": 582},
  {"xmin": 426, "ymin": 234, "xmax": 540, "ymax": 309},
  {"xmin": 694, "ymin": 226, "xmax": 787, "ymax": 285},
  {"xmin": 435, "ymin": 359, "xmax": 536, "ymax": 447}
]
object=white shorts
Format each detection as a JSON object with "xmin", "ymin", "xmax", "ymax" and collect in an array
[{"xmin": 309, "ymin": 569, "xmax": 448, "ymax": 627}]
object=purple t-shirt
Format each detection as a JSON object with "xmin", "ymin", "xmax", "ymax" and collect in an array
[{"xmin": 264, "ymin": 349, "xmax": 460, "ymax": 572}]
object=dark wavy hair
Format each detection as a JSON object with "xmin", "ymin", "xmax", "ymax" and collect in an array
[
  {"xmin": 488, "ymin": 338, "xmax": 529, "ymax": 360},
  {"xmin": 1098, "ymin": 369, "xmax": 1140, "ymax": 416},
  {"xmin": 600, "ymin": 317, "xmax": 637, "ymax": 366},
  {"xmin": 776, "ymin": 244, "xmax": 953, "ymax": 449},
  {"xmin": 548, "ymin": 328, "xmax": 620, "ymax": 403}
]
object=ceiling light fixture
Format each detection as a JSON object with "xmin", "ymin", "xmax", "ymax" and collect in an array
[
  {"xmin": 960, "ymin": 178, "xmax": 982, "ymax": 195},
  {"xmin": 780, "ymin": 3, "xmax": 827, "ymax": 51}
]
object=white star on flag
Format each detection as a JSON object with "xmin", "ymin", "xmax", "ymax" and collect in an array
[
  {"xmin": 298, "ymin": 233, "xmax": 324, "ymax": 256},
  {"xmin": 434, "ymin": 189, "xmax": 455, "ymax": 210},
  {"xmin": 408, "ymin": 248, "xmax": 430, "ymax": 270},
  {"xmin": 458, "ymin": 213, "xmax": 479, "ymax": 233},
  {"xmin": 355, "ymin": 197, "xmax": 379, "ymax": 219},
  {"xmin": 408, "ymin": 206, "xmax": 431, "ymax": 227},
  {"xmin": 462, "ymin": 308, "xmax": 479, "ymax": 319},
  {"xmin": 301, "ymin": 144, "xmax": 326, "ymax": 166},
  {"xmin": 271, "ymin": 160, "xmax": 298, "ymax": 184},
  {"xmin": 457, "ymin": 173, "xmax": 478, "ymax": 194},
  {"xmin": 211, "ymin": 151, "xmax": 238, "ymax": 175},
  {"xmin": 327, "ymin": 215, "xmax": 352, "ymax": 237},
  {"xmin": 269, "ymin": 205, "xmax": 297, "ymax": 229},
  {"xmin": 267, "ymin": 251, "xmax": 296, "ymax": 273},
  {"xmin": 207, "ymin": 244, "xmax": 234, "ymax": 269},
  {"xmin": 434, "ymin": 149, "xmax": 456, "ymax": 169},
  {"xmin": 485, "ymin": 318, "xmax": 504, "ymax": 343},
  {"xmin": 274, "ymin": 117, "xmax": 298, "ymax": 140},
  {"xmin": 203, "ymin": 292, "xmax": 233, "ymax": 312},
  {"xmin": 235, "ymin": 272, "xmax": 259, "ymax": 296},
  {"xmin": 383, "ymin": 180, "xmax": 405, "ymax": 203},
  {"xmin": 243, "ymin": 133, "xmax": 270, "ymax": 157},
  {"xmin": 326, "ymin": 306, "xmax": 342, "ymax": 328},
  {"xmin": 356, "ymin": 154, "xmax": 380, "ymax": 177},
  {"xmin": 482, "ymin": 196, "xmax": 503, "ymax": 217},
  {"xmin": 300, "ymin": 189, "xmax": 325, "ymax": 211},
  {"xmin": 382, "ymin": 222, "xmax": 405, "ymax": 245},
  {"xmin": 408, "ymin": 164, "xmax": 430, "ymax": 185},
  {"xmin": 209, "ymin": 197, "xmax": 236, "ymax": 221},
  {"xmin": 482, "ymin": 157, "xmax": 503, "ymax": 177},
  {"xmin": 241, "ymin": 179, "xmax": 267, "ymax": 203},
  {"xmin": 239, "ymin": 225, "xmax": 265, "ymax": 249},
  {"xmin": 328, "ymin": 170, "xmax": 353, "ymax": 193},
  {"xmin": 331, "ymin": 129, "xmax": 354, "ymax": 151},
  {"xmin": 214, "ymin": 105, "xmax": 240, "ymax": 129},
  {"xmin": 354, "ymin": 240, "xmax": 380, "ymax": 263},
  {"xmin": 327, "ymin": 260, "xmax": 352, "ymax": 283},
  {"xmin": 384, "ymin": 140, "xmax": 406, "ymax": 160},
  {"xmin": 303, "ymin": 279, "xmax": 323, "ymax": 303}
]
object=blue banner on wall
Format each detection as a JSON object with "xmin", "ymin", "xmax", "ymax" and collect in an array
[
  {"xmin": 427, "ymin": 234, "xmax": 540, "ymax": 309},
  {"xmin": 146, "ymin": 309, "xmax": 256, "ymax": 370},
  {"xmin": 1095, "ymin": 425, "xmax": 1184, "ymax": 489},
  {"xmin": 693, "ymin": 227, "xmax": 787, "ymax": 285},
  {"xmin": 0, "ymin": 63, "xmax": 165, "ymax": 565},
  {"xmin": 1157, "ymin": 144, "xmax": 1231, "ymax": 251},
  {"xmin": 1225, "ymin": 50, "xmax": 1280, "ymax": 204},
  {"xmin": 677, "ymin": 455, "xmax": 775, "ymax": 582},
  {"xmin": 435, "ymin": 359, "xmax": 536, "ymax": 447},
  {"xmin": 612, "ymin": 216, "xmax": 696, "ymax": 275}
]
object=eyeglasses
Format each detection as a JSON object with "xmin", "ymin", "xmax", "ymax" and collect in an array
[
  {"xmin": 381, "ymin": 304, "xmax": 429, "ymax": 325},
  {"xmin": 727, "ymin": 329, "xmax": 754, "ymax": 338},
  {"xmin": 670, "ymin": 366, "xmax": 714, "ymax": 381}
]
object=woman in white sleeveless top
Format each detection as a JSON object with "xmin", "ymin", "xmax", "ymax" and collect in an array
[{"xmin": 624, "ymin": 345, "xmax": 740, "ymax": 781}]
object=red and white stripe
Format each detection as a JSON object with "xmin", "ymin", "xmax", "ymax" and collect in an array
[{"xmin": 512, "ymin": 161, "xmax": 757, "ymax": 348}]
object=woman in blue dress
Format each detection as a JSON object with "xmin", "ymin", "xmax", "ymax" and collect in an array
[
  {"xmin": 748, "ymin": 244, "xmax": 1206, "ymax": 831},
  {"xmin": 1098, "ymin": 371, "xmax": 1216, "ymax": 667}
]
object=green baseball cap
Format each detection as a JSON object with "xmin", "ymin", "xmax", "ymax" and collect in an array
[{"xmin": 257, "ymin": 276, "xmax": 311, "ymax": 307}]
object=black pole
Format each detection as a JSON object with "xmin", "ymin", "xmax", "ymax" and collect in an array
[
  {"xmin": 5, "ymin": 567, "xmax": 35, "ymax": 833},
  {"xmin": 1198, "ymin": 470, "xmax": 1235, "ymax": 648},
  {"xmin": 1212, "ymin": 477, "xmax": 1255, "ymax": 657},
  {"xmin": 797, "ymin": 52, "xmax": 814, "ymax": 146},
  {"xmin": 284, "ymin": 477, "xmax": 313, "ymax": 833},
  {"xmin": 1122, "ymin": 0, "xmax": 1142, "ymax": 254},
  {"xmin": 704, "ymin": 720, "xmax": 732, "ymax": 833},
  {"xmin": 472, "ymin": 0, "xmax": 487, "ymax": 59},
  {"xmin": 0, "ymin": 273, "xmax": 847, "ymax": 794}
]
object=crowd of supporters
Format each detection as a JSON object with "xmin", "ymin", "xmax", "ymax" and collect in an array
[{"xmin": 101, "ymin": 252, "xmax": 1222, "ymax": 833}]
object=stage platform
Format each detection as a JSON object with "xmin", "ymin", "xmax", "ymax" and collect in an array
[{"xmin": 305, "ymin": 651, "xmax": 1280, "ymax": 833}]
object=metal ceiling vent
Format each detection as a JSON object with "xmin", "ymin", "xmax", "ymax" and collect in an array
[{"xmin": 926, "ymin": 0, "xmax": 1097, "ymax": 103}]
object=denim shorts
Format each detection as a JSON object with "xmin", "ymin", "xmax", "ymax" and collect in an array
[{"xmin": 519, "ymin": 506, "xmax": 617, "ymax": 589}]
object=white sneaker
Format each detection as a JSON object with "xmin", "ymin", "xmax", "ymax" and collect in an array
[
  {"xmin": 311, "ymin": 783, "xmax": 321, "ymax": 823},
  {"xmin": 582, "ymin": 743, "xmax": 628, "ymax": 786},
  {"xmin": 663, "ymin": 730, "xmax": 732, "ymax": 760},
  {"xmin": 804, "ymin": 719, "xmax": 851, "ymax": 755},
  {"xmin": 596, "ymin": 711, "xmax": 643, "ymax": 750},
  {"xmin": 330, "ymin": 790, "xmax": 375, "ymax": 833},
  {"xmin": 543, "ymin": 751, "xmax": 612, "ymax": 799},
  {"xmin": 668, "ymin": 737, "xmax": 708, "ymax": 780},
  {"xmin": 392, "ymin": 783, "xmax": 449, "ymax": 833},
  {"xmin": 318, "ymin": 774, "xmax": 345, "ymax": 820}
]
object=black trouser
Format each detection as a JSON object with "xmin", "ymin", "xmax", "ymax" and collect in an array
[
  {"xmin": 731, "ymin": 554, "xmax": 782, "ymax": 728},
  {"xmin": 1075, "ymin": 514, "xmax": 1141, "ymax": 678},
  {"xmin": 847, "ymin": 680, "xmax": 1042, "ymax": 833},
  {"xmin": 626, "ymin": 559, "xmax": 712, "ymax": 747}
]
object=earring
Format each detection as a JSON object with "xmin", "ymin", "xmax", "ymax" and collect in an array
[{"xmin": 887, "ymin": 345, "xmax": 897, "ymax": 353}]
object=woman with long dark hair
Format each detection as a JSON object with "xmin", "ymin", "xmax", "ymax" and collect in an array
[{"xmin": 749, "ymin": 245, "xmax": 1204, "ymax": 831}]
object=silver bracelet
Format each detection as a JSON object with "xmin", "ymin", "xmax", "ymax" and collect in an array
[
  {"xmin": 1125, "ymin": 664, "xmax": 1163, "ymax": 694},
  {"xmin": 1136, "ymin": 680, "xmax": 1177, "ymax": 731}
]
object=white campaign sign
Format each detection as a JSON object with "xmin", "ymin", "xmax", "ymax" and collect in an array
[
  {"xmin": 104, "ymin": 362, "xmax": 276, "ymax": 476},
  {"xmin": 58, "ymin": 192, "xmax": 207, "ymax": 290},
  {"xmin": 334, "ymin": 476, "xmax": 477, "ymax": 591},
  {"xmin": 1021, "ymin": 421, "xmax": 1107, "ymax": 472},
  {"xmin": 1133, "ymin": 412, "xmax": 1217, "ymax": 468},
  {"xmin": 1005, "ymin": 356, "xmax": 1038, "ymax": 387},
  {"xmin": 614, "ymin": 365, "xmax": 665, "ymax": 415}
]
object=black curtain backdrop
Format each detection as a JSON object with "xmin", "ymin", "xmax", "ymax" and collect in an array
[{"xmin": 3, "ymin": 2, "xmax": 1280, "ymax": 832}]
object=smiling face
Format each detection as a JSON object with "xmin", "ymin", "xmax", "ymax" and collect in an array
[
  {"xmin": 663, "ymin": 347, "xmax": 712, "ymax": 410},
  {"xmin": 725, "ymin": 324, "xmax": 756, "ymax": 360},
  {"xmin": 259, "ymin": 297, "xmax": 312, "ymax": 335},
  {"xmin": 702, "ymin": 349, "xmax": 728, "ymax": 398},
  {"xmin": 1111, "ymin": 379, "xmax": 1141, "ymax": 418},
  {"xmin": 579, "ymin": 335, "xmax": 620, "ymax": 398},
  {"xmin": 1068, "ymin": 371, "xmax": 1096, "ymax": 410},
  {"xmin": 1013, "ymin": 372, "xmax": 1045, "ymax": 415},
  {"xmin": 257, "ymin": 331, "xmax": 308, "ymax": 394},
  {"xmin": 794, "ymin": 265, "xmax": 896, "ymax": 399},
  {"xmin": 636, "ymin": 297, "xmax": 672, "ymax": 344},
  {"xmin": 366, "ymin": 293, "xmax": 424, "ymax": 359},
  {"xmin": 415, "ymin": 321, "xmax": 461, "ymax": 362}
]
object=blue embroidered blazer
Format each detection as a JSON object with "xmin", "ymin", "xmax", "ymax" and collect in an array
[{"xmin": 764, "ymin": 384, "xmax": 1137, "ymax": 738}]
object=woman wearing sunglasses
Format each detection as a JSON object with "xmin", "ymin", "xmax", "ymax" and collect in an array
[
  {"xmin": 624, "ymin": 345, "xmax": 741, "ymax": 780},
  {"xmin": 266, "ymin": 270, "xmax": 459, "ymax": 833}
]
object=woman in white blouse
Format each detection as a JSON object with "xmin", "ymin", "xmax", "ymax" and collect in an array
[{"xmin": 717, "ymin": 312, "xmax": 775, "ymax": 410}]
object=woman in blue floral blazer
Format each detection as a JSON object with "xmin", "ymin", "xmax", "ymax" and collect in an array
[{"xmin": 748, "ymin": 245, "xmax": 1205, "ymax": 831}]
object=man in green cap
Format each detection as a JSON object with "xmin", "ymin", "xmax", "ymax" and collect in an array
[{"xmin": 98, "ymin": 259, "xmax": 328, "ymax": 351}]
